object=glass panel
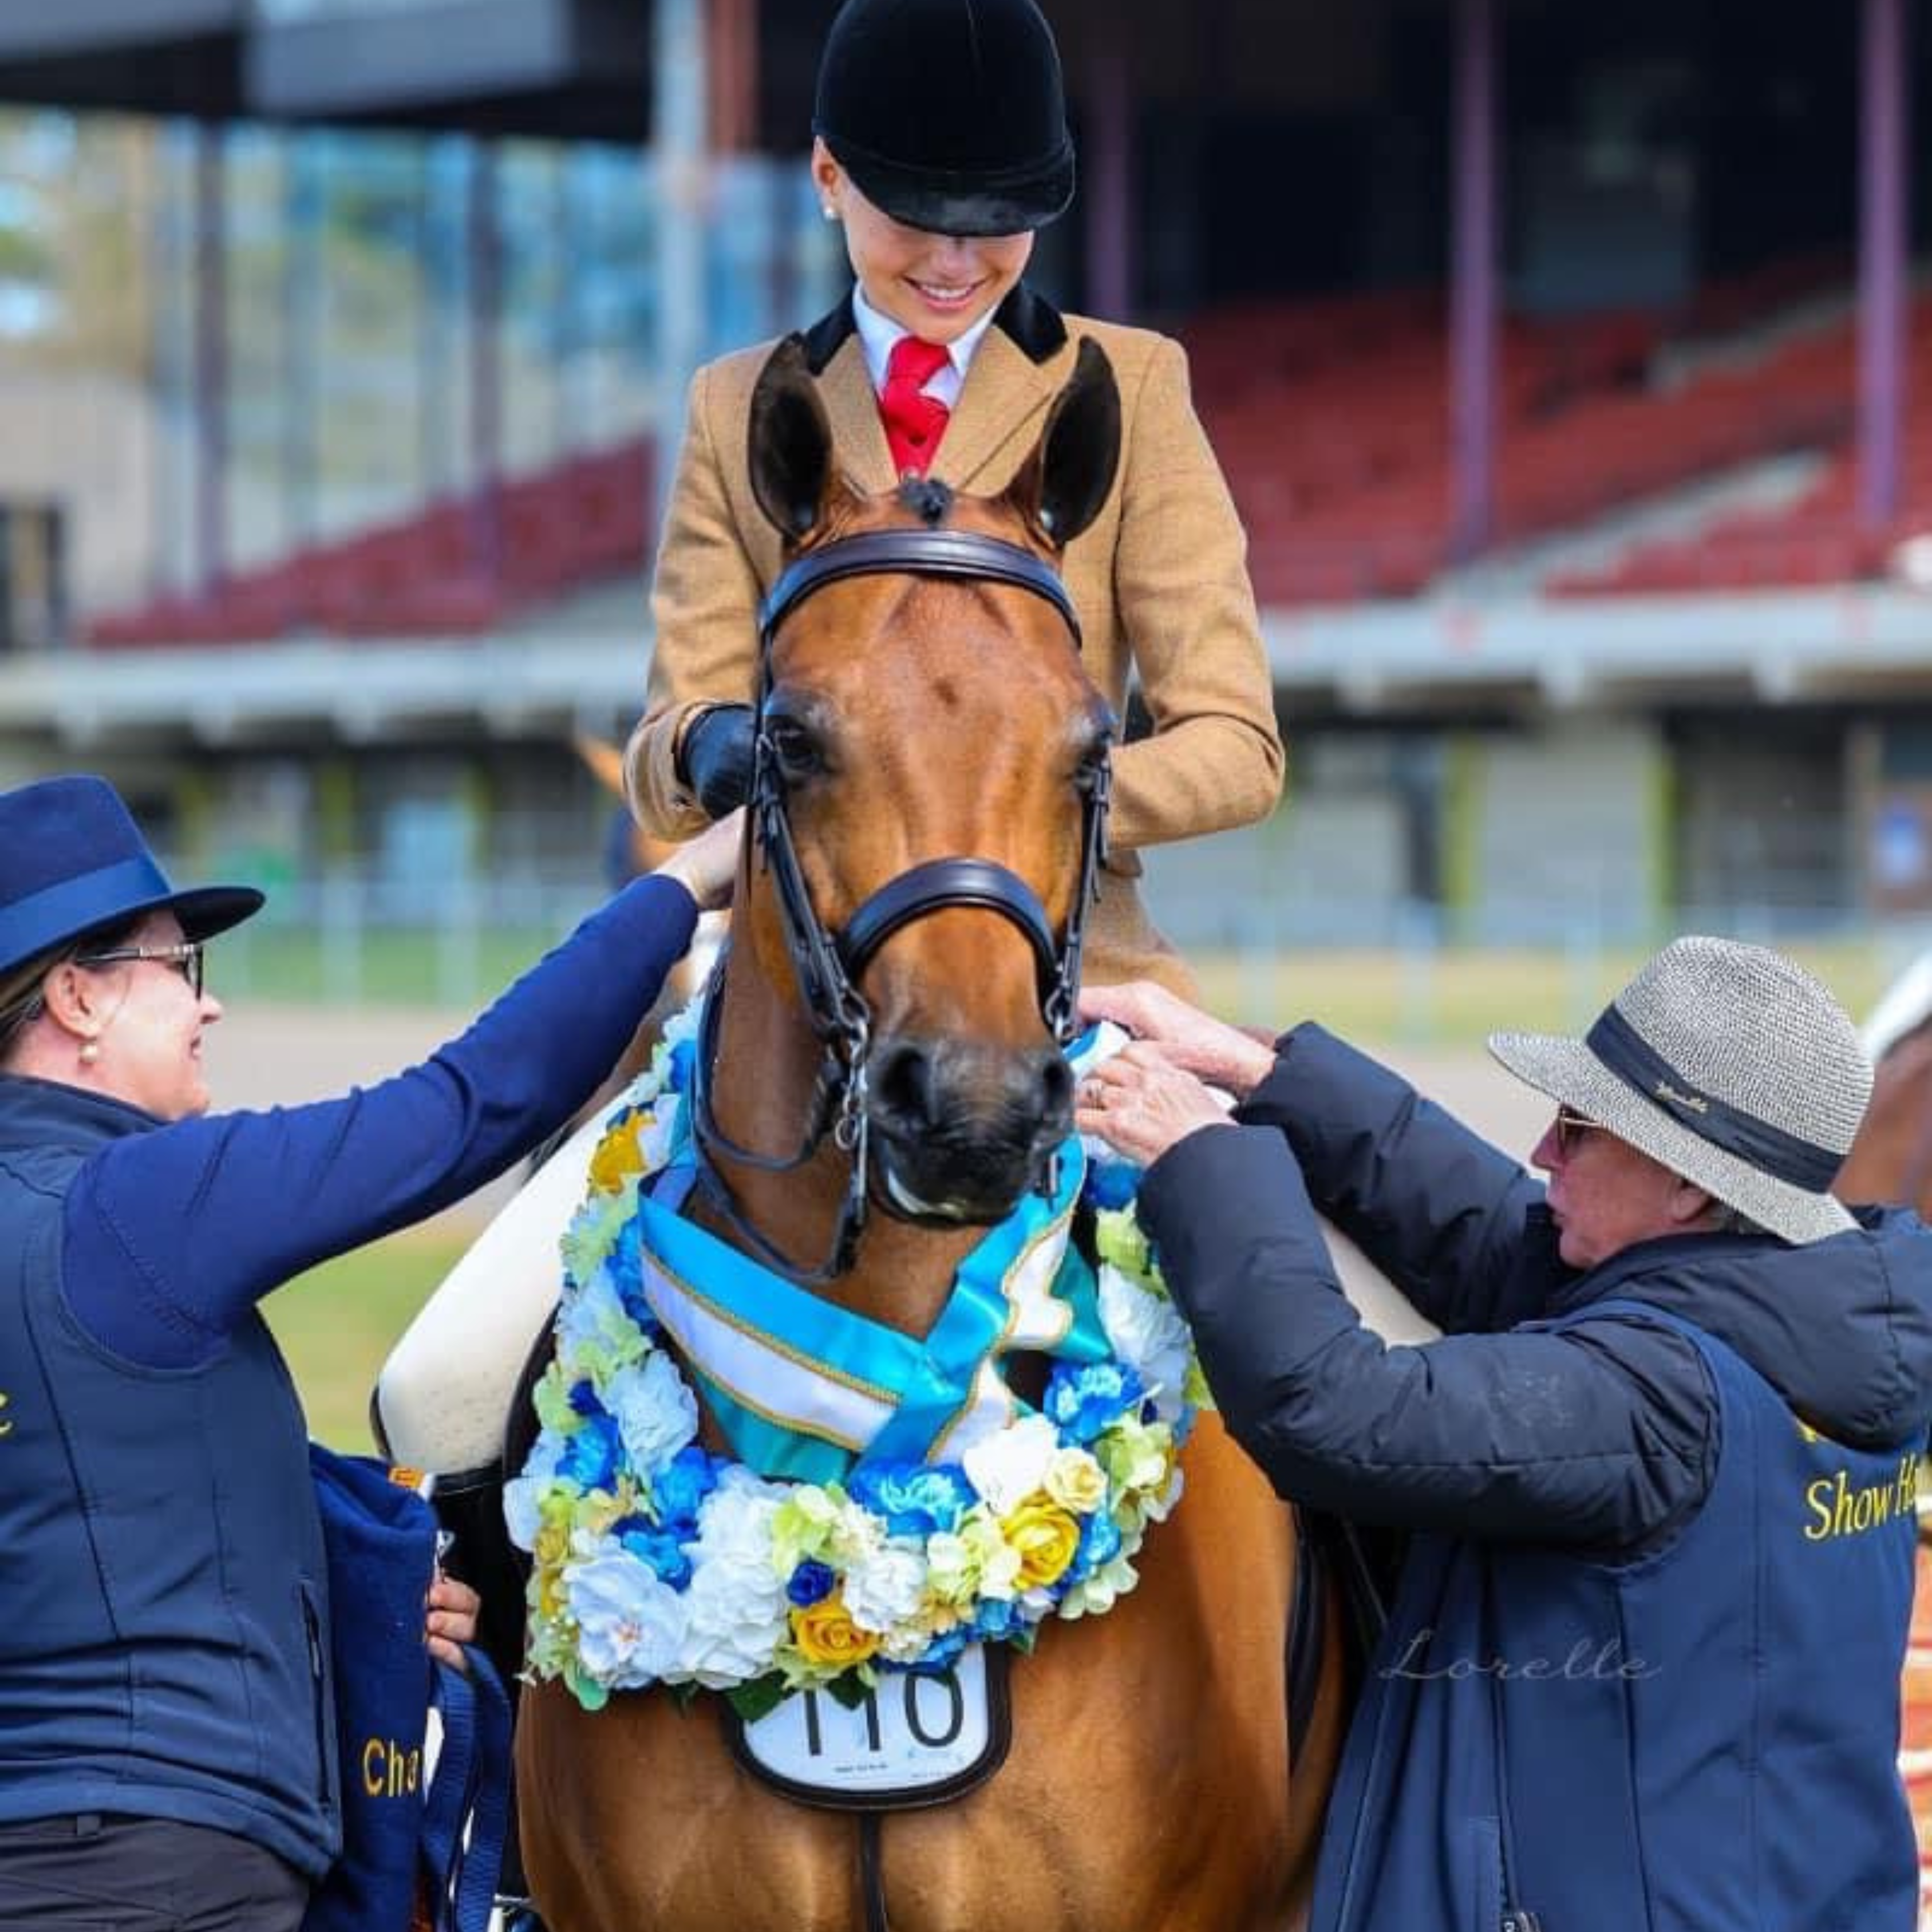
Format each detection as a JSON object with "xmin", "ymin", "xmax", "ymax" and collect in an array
[{"xmin": 310, "ymin": 129, "xmax": 427, "ymax": 538}]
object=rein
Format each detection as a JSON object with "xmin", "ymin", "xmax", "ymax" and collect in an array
[{"xmin": 689, "ymin": 526, "xmax": 1113, "ymax": 1285}]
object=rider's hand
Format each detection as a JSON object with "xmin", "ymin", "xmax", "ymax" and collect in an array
[
  {"xmin": 678, "ymin": 704, "xmax": 757, "ymax": 819},
  {"xmin": 1078, "ymin": 981, "xmax": 1278, "ymax": 1103},
  {"xmin": 653, "ymin": 809, "xmax": 744, "ymax": 914}
]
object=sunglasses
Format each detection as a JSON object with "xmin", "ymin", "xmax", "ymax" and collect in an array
[
  {"xmin": 1552, "ymin": 1104, "xmax": 1605, "ymax": 1159},
  {"xmin": 76, "ymin": 940, "xmax": 207, "ymax": 999}
]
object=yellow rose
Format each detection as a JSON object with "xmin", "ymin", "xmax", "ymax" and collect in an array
[
  {"xmin": 533, "ymin": 1522, "xmax": 571, "ymax": 1572},
  {"xmin": 791, "ymin": 1593, "xmax": 884, "ymax": 1669},
  {"xmin": 588, "ymin": 1115, "xmax": 651, "ymax": 1193},
  {"xmin": 1044, "ymin": 1446, "xmax": 1107, "ymax": 1515},
  {"xmin": 578, "ymin": 1486, "xmax": 631, "ymax": 1536},
  {"xmin": 1003, "ymin": 1496, "xmax": 1081, "ymax": 1590}
]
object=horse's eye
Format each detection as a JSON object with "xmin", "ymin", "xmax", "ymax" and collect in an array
[{"xmin": 765, "ymin": 716, "xmax": 823, "ymax": 780}]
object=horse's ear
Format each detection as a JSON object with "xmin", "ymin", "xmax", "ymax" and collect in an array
[
  {"xmin": 1005, "ymin": 337, "xmax": 1121, "ymax": 551},
  {"xmin": 748, "ymin": 335, "xmax": 844, "ymax": 542}
]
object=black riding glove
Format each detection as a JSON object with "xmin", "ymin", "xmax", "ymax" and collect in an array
[{"xmin": 678, "ymin": 704, "xmax": 756, "ymax": 819}]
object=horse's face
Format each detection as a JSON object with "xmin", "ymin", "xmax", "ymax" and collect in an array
[{"xmin": 743, "ymin": 337, "xmax": 1123, "ymax": 1226}]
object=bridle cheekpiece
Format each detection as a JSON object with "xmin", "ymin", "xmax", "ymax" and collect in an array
[{"xmin": 689, "ymin": 526, "xmax": 1113, "ymax": 1284}]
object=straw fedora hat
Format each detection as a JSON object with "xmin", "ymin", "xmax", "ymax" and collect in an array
[{"xmin": 1489, "ymin": 936, "xmax": 1872, "ymax": 1247}]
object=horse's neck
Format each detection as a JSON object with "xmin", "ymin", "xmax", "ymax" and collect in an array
[{"xmin": 700, "ymin": 954, "xmax": 979, "ymax": 1334}]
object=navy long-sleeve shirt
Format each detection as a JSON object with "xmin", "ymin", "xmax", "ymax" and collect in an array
[{"xmin": 58, "ymin": 872, "xmax": 698, "ymax": 1366}]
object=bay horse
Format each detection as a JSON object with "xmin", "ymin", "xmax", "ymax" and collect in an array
[
  {"xmin": 1837, "ymin": 956, "xmax": 1932, "ymax": 1221},
  {"xmin": 510, "ymin": 336, "xmax": 1349, "ymax": 1931}
]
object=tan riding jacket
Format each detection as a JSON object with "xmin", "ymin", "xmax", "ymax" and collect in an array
[{"xmin": 625, "ymin": 286, "xmax": 1284, "ymax": 994}]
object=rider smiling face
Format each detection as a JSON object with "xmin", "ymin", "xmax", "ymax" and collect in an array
[{"xmin": 812, "ymin": 141, "xmax": 1034, "ymax": 346}]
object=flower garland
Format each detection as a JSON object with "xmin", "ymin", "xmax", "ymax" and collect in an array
[{"xmin": 506, "ymin": 1001, "xmax": 1211, "ymax": 1719}]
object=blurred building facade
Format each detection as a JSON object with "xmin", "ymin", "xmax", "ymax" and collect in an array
[{"xmin": 1, "ymin": 0, "xmax": 1932, "ymax": 951}]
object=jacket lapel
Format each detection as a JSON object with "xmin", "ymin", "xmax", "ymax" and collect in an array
[
  {"xmin": 813, "ymin": 334, "xmax": 898, "ymax": 493},
  {"xmin": 937, "ymin": 325, "xmax": 1063, "ymax": 490},
  {"xmin": 798, "ymin": 283, "xmax": 1072, "ymax": 494}
]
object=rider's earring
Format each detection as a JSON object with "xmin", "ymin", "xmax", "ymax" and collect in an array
[
  {"xmin": 78, "ymin": 1037, "xmax": 100, "ymax": 1066},
  {"xmin": 821, "ymin": 203, "xmax": 837, "ymax": 222}
]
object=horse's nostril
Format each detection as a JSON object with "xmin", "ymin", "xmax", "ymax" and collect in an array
[
  {"xmin": 875, "ymin": 1041, "xmax": 938, "ymax": 1128},
  {"xmin": 1038, "ymin": 1053, "xmax": 1074, "ymax": 1116}
]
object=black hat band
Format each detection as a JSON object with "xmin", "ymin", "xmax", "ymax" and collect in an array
[{"xmin": 1586, "ymin": 1004, "xmax": 1843, "ymax": 1192}]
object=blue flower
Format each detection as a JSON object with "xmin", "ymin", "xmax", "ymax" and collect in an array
[
  {"xmin": 1044, "ymin": 1360, "xmax": 1144, "ymax": 1444},
  {"xmin": 969, "ymin": 1597, "xmax": 1028, "ymax": 1643},
  {"xmin": 786, "ymin": 1559, "xmax": 836, "ymax": 1608},
  {"xmin": 567, "ymin": 1378, "xmax": 605, "ymax": 1419},
  {"xmin": 653, "ymin": 1444, "xmax": 722, "ymax": 1529},
  {"xmin": 847, "ymin": 1461, "xmax": 973, "ymax": 1538},
  {"xmin": 1082, "ymin": 1158, "xmax": 1143, "ymax": 1211},
  {"xmin": 905, "ymin": 1624, "xmax": 970, "ymax": 1672},
  {"xmin": 559, "ymin": 1413, "xmax": 621, "ymax": 1491},
  {"xmin": 667, "ymin": 1038, "xmax": 697, "ymax": 1095},
  {"xmin": 1071, "ymin": 1504, "xmax": 1123, "ymax": 1579},
  {"xmin": 612, "ymin": 1220, "xmax": 654, "ymax": 1327},
  {"xmin": 620, "ymin": 1525, "xmax": 693, "ymax": 1589}
]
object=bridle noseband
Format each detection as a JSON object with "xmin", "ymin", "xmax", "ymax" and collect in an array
[{"xmin": 690, "ymin": 526, "xmax": 1114, "ymax": 1284}]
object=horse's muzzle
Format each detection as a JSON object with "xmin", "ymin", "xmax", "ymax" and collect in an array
[{"xmin": 868, "ymin": 1035, "xmax": 1074, "ymax": 1224}]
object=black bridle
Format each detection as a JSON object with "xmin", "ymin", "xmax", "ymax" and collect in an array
[{"xmin": 689, "ymin": 527, "xmax": 1114, "ymax": 1285}]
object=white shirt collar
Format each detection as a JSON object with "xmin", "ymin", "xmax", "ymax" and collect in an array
[{"xmin": 850, "ymin": 284, "xmax": 997, "ymax": 410}]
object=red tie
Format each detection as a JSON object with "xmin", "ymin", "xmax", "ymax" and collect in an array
[{"xmin": 880, "ymin": 335, "xmax": 953, "ymax": 476}]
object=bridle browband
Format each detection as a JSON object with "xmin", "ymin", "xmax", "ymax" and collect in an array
[{"xmin": 689, "ymin": 526, "xmax": 1113, "ymax": 1285}]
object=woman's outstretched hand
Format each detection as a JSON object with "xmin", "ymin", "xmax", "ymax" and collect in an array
[{"xmin": 653, "ymin": 808, "xmax": 745, "ymax": 913}]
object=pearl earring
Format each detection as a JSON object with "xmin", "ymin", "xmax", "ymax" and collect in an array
[
  {"xmin": 821, "ymin": 203, "xmax": 837, "ymax": 222},
  {"xmin": 78, "ymin": 1039, "xmax": 100, "ymax": 1066}
]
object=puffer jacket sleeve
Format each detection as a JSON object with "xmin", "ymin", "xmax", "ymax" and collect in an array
[
  {"xmin": 1236, "ymin": 1022, "xmax": 1550, "ymax": 1335},
  {"xmin": 1139, "ymin": 1123, "xmax": 1716, "ymax": 1548}
]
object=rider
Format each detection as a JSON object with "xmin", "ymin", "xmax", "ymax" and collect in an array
[
  {"xmin": 0, "ymin": 773, "xmax": 736, "ymax": 1932},
  {"xmin": 623, "ymin": 0, "xmax": 1283, "ymax": 995}
]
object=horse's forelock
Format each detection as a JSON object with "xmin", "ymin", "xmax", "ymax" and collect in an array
[{"xmin": 895, "ymin": 477, "xmax": 954, "ymax": 527}]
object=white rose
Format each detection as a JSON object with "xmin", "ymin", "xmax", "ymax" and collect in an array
[
  {"xmin": 502, "ymin": 1435, "xmax": 563, "ymax": 1550},
  {"xmin": 675, "ymin": 1469, "xmax": 792, "ymax": 1686},
  {"xmin": 1097, "ymin": 1262, "xmax": 1192, "ymax": 1415},
  {"xmin": 841, "ymin": 1545, "xmax": 927, "ymax": 1633},
  {"xmin": 605, "ymin": 1352, "xmax": 700, "ymax": 1477},
  {"xmin": 963, "ymin": 1413, "xmax": 1061, "ymax": 1515},
  {"xmin": 565, "ymin": 1547, "xmax": 689, "ymax": 1689},
  {"xmin": 556, "ymin": 1269, "xmax": 633, "ymax": 1361},
  {"xmin": 635, "ymin": 1095, "xmax": 682, "ymax": 1173},
  {"xmin": 1043, "ymin": 1446, "xmax": 1107, "ymax": 1514}
]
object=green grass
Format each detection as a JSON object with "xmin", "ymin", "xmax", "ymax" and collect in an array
[
  {"xmin": 218, "ymin": 925, "xmax": 556, "ymax": 1007},
  {"xmin": 1191, "ymin": 939, "xmax": 1891, "ymax": 1045},
  {"xmin": 266, "ymin": 1230, "xmax": 471, "ymax": 1451}
]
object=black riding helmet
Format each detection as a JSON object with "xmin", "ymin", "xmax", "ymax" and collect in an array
[{"xmin": 813, "ymin": 0, "xmax": 1076, "ymax": 238}]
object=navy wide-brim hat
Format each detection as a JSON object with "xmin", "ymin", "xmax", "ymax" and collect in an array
[
  {"xmin": 0, "ymin": 774, "xmax": 264, "ymax": 980},
  {"xmin": 814, "ymin": 0, "xmax": 1076, "ymax": 237}
]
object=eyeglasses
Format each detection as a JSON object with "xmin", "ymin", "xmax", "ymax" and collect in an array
[
  {"xmin": 75, "ymin": 941, "xmax": 206, "ymax": 998},
  {"xmin": 1553, "ymin": 1104, "xmax": 1605, "ymax": 1159}
]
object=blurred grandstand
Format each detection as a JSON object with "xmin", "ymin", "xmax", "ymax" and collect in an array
[{"xmin": 2, "ymin": 1, "xmax": 1932, "ymax": 963}]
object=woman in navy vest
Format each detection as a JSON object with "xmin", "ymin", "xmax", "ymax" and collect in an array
[
  {"xmin": 1077, "ymin": 940, "xmax": 1932, "ymax": 1932},
  {"xmin": 0, "ymin": 774, "xmax": 735, "ymax": 1930}
]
